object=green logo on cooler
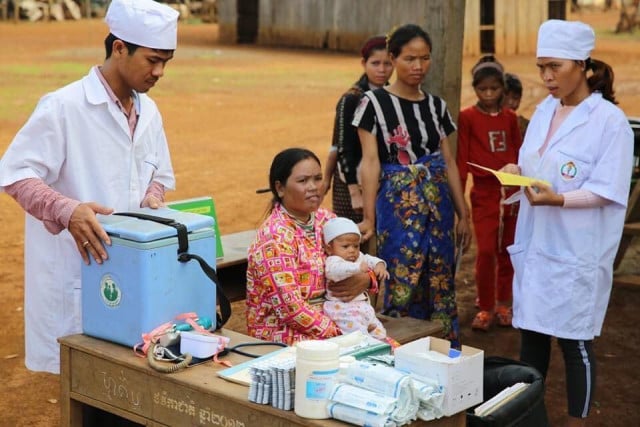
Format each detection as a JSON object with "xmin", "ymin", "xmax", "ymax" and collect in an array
[{"xmin": 100, "ymin": 274, "xmax": 121, "ymax": 308}]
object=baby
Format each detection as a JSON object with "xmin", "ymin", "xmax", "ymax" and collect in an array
[{"xmin": 322, "ymin": 217, "xmax": 389, "ymax": 340}]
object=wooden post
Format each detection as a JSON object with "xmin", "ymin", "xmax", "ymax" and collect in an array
[{"xmin": 421, "ymin": 0, "xmax": 466, "ymax": 149}]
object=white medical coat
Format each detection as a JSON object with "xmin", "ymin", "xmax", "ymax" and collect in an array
[
  {"xmin": 508, "ymin": 93, "xmax": 633, "ymax": 340},
  {"xmin": 0, "ymin": 67, "xmax": 175, "ymax": 373}
]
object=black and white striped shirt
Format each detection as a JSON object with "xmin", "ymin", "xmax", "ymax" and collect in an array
[{"xmin": 352, "ymin": 88, "xmax": 456, "ymax": 165}]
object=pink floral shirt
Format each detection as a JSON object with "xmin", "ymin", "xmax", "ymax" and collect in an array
[{"xmin": 246, "ymin": 204, "xmax": 340, "ymax": 344}]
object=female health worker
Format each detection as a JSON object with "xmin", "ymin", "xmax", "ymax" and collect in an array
[{"xmin": 503, "ymin": 20, "xmax": 633, "ymax": 426}]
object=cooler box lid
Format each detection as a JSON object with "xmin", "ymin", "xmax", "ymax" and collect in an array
[{"xmin": 97, "ymin": 208, "xmax": 215, "ymax": 243}]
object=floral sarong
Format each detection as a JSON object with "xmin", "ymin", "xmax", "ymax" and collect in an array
[{"xmin": 376, "ymin": 153, "xmax": 460, "ymax": 347}]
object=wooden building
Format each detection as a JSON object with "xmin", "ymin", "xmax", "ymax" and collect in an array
[
  {"xmin": 216, "ymin": 0, "xmax": 466, "ymax": 118},
  {"xmin": 215, "ymin": 0, "xmax": 568, "ymax": 119},
  {"xmin": 464, "ymin": 0, "xmax": 567, "ymax": 56}
]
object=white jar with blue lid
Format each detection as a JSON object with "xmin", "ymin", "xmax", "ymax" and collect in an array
[{"xmin": 294, "ymin": 340, "xmax": 340, "ymax": 419}]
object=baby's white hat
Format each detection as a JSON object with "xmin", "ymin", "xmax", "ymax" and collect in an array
[
  {"xmin": 537, "ymin": 19, "xmax": 595, "ymax": 60},
  {"xmin": 323, "ymin": 217, "xmax": 361, "ymax": 244},
  {"xmin": 105, "ymin": 0, "xmax": 179, "ymax": 50}
]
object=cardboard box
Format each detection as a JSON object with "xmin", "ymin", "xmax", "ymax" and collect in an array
[
  {"xmin": 394, "ymin": 336, "xmax": 484, "ymax": 416},
  {"xmin": 81, "ymin": 208, "xmax": 217, "ymax": 348}
]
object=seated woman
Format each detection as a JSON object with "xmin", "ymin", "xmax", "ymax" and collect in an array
[{"xmin": 246, "ymin": 148, "xmax": 372, "ymax": 344}]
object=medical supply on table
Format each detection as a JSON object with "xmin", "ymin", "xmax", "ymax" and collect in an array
[
  {"xmin": 342, "ymin": 361, "xmax": 418, "ymax": 425},
  {"xmin": 395, "ymin": 336, "xmax": 484, "ymax": 416},
  {"xmin": 294, "ymin": 340, "xmax": 340, "ymax": 419},
  {"xmin": 327, "ymin": 401, "xmax": 397, "ymax": 427},
  {"xmin": 329, "ymin": 383, "xmax": 397, "ymax": 415},
  {"xmin": 411, "ymin": 375, "xmax": 446, "ymax": 421},
  {"xmin": 179, "ymin": 330, "xmax": 230, "ymax": 359},
  {"xmin": 248, "ymin": 358, "xmax": 296, "ymax": 410}
]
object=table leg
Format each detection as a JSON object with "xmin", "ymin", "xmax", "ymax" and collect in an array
[{"xmin": 60, "ymin": 344, "xmax": 83, "ymax": 426}]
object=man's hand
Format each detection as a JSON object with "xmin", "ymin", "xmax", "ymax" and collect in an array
[
  {"xmin": 326, "ymin": 271, "xmax": 370, "ymax": 302},
  {"xmin": 141, "ymin": 194, "xmax": 164, "ymax": 209},
  {"xmin": 68, "ymin": 202, "xmax": 113, "ymax": 265}
]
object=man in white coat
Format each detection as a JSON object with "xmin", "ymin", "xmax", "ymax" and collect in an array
[{"xmin": 0, "ymin": 0, "xmax": 179, "ymax": 374}]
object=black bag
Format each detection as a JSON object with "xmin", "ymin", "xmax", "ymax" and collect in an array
[{"xmin": 466, "ymin": 356, "xmax": 549, "ymax": 427}]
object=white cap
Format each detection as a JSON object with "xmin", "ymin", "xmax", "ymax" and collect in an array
[
  {"xmin": 537, "ymin": 19, "xmax": 595, "ymax": 60},
  {"xmin": 323, "ymin": 217, "xmax": 361, "ymax": 244},
  {"xmin": 105, "ymin": 0, "xmax": 179, "ymax": 50}
]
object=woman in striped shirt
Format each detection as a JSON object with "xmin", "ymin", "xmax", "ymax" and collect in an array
[{"xmin": 353, "ymin": 24, "xmax": 471, "ymax": 347}]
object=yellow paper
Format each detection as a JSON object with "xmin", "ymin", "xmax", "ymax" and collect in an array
[{"xmin": 467, "ymin": 162, "xmax": 551, "ymax": 187}]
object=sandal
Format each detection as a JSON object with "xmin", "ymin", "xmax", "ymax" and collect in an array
[
  {"xmin": 471, "ymin": 310, "xmax": 493, "ymax": 331},
  {"xmin": 495, "ymin": 305, "xmax": 513, "ymax": 327}
]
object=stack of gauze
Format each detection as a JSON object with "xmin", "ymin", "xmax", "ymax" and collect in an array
[
  {"xmin": 248, "ymin": 357, "xmax": 296, "ymax": 411},
  {"xmin": 410, "ymin": 375, "xmax": 446, "ymax": 421},
  {"xmin": 327, "ymin": 361, "xmax": 419, "ymax": 426}
]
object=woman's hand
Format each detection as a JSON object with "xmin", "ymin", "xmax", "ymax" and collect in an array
[
  {"xmin": 456, "ymin": 216, "xmax": 472, "ymax": 250},
  {"xmin": 327, "ymin": 272, "xmax": 370, "ymax": 302},
  {"xmin": 524, "ymin": 182, "xmax": 564, "ymax": 206},
  {"xmin": 348, "ymin": 184, "xmax": 363, "ymax": 213},
  {"xmin": 358, "ymin": 218, "xmax": 375, "ymax": 242},
  {"xmin": 320, "ymin": 178, "xmax": 332, "ymax": 196},
  {"xmin": 500, "ymin": 163, "xmax": 521, "ymax": 175}
]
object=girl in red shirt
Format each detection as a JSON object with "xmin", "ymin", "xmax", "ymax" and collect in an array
[{"xmin": 456, "ymin": 55, "xmax": 522, "ymax": 331}]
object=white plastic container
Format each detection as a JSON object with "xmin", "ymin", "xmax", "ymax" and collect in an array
[
  {"xmin": 294, "ymin": 340, "xmax": 340, "ymax": 419},
  {"xmin": 179, "ymin": 331, "xmax": 223, "ymax": 358}
]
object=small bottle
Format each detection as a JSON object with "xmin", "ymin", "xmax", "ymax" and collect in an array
[
  {"xmin": 294, "ymin": 340, "xmax": 340, "ymax": 419},
  {"xmin": 337, "ymin": 355, "xmax": 356, "ymax": 383}
]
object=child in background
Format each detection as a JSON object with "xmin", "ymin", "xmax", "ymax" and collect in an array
[
  {"xmin": 456, "ymin": 55, "xmax": 522, "ymax": 331},
  {"xmin": 504, "ymin": 73, "xmax": 530, "ymax": 138},
  {"xmin": 322, "ymin": 217, "xmax": 390, "ymax": 340}
]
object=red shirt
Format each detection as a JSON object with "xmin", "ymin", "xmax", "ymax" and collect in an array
[{"xmin": 456, "ymin": 105, "xmax": 522, "ymax": 190}]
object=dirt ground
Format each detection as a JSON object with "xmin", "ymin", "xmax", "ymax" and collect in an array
[{"xmin": 0, "ymin": 9, "xmax": 639, "ymax": 427}]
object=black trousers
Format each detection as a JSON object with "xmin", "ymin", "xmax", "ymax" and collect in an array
[{"xmin": 520, "ymin": 329, "xmax": 596, "ymax": 418}]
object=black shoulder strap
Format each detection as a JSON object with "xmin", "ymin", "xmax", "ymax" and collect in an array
[{"xmin": 113, "ymin": 212, "xmax": 231, "ymax": 328}]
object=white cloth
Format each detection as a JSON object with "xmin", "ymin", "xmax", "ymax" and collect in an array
[
  {"xmin": 536, "ymin": 19, "xmax": 594, "ymax": 60},
  {"xmin": 0, "ymin": 67, "xmax": 175, "ymax": 373},
  {"xmin": 508, "ymin": 92, "xmax": 633, "ymax": 340},
  {"xmin": 323, "ymin": 216, "xmax": 361, "ymax": 244},
  {"xmin": 105, "ymin": 0, "xmax": 179, "ymax": 50},
  {"xmin": 325, "ymin": 252, "xmax": 384, "ymax": 287},
  {"xmin": 327, "ymin": 402, "xmax": 397, "ymax": 427},
  {"xmin": 343, "ymin": 361, "xmax": 419, "ymax": 424},
  {"xmin": 324, "ymin": 252, "xmax": 388, "ymax": 339}
]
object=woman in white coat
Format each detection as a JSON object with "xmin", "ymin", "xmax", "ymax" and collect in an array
[
  {"xmin": 0, "ymin": 0, "xmax": 179, "ymax": 374},
  {"xmin": 503, "ymin": 20, "xmax": 634, "ymax": 427}
]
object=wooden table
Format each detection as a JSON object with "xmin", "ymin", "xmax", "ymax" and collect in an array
[{"xmin": 60, "ymin": 331, "xmax": 465, "ymax": 427}]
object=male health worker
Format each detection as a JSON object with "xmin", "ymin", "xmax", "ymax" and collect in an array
[{"xmin": 0, "ymin": 0, "xmax": 179, "ymax": 373}]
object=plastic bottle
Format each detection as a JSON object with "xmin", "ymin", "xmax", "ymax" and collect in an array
[
  {"xmin": 337, "ymin": 355, "xmax": 356, "ymax": 383},
  {"xmin": 294, "ymin": 340, "xmax": 340, "ymax": 419}
]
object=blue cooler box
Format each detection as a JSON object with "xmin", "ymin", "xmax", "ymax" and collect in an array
[{"xmin": 81, "ymin": 208, "xmax": 217, "ymax": 347}]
